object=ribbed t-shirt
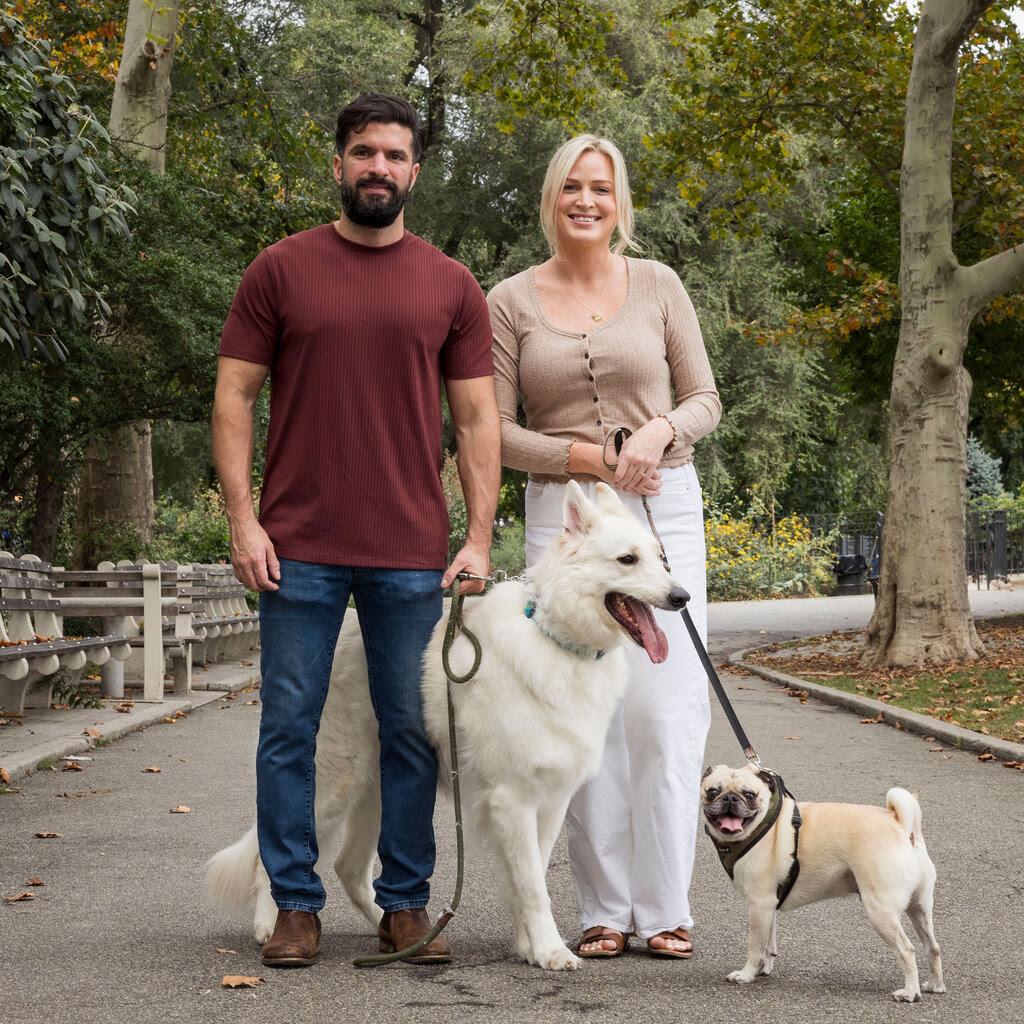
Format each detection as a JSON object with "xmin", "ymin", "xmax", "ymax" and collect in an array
[
  {"xmin": 220, "ymin": 224, "xmax": 494, "ymax": 569},
  {"xmin": 488, "ymin": 258, "xmax": 721, "ymax": 482}
]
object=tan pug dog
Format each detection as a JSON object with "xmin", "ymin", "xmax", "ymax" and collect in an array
[{"xmin": 701, "ymin": 764, "xmax": 945, "ymax": 1003}]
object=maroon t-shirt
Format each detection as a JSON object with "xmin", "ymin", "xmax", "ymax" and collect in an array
[{"xmin": 220, "ymin": 224, "xmax": 494, "ymax": 569}]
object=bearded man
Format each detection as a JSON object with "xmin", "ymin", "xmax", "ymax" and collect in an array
[{"xmin": 212, "ymin": 93, "xmax": 500, "ymax": 967}]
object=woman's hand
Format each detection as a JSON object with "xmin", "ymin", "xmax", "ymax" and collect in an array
[{"xmin": 612, "ymin": 417, "xmax": 675, "ymax": 496}]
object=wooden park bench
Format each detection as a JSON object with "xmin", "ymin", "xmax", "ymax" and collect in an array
[
  {"xmin": 0, "ymin": 553, "xmax": 132, "ymax": 715},
  {"xmin": 0, "ymin": 554, "xmax": 203, "ymax": 714},
  {"xmin": 188, "ymin": 562, "xmax": 259, "ymax": 666}
]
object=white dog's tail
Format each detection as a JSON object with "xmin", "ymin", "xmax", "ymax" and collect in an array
[
  {"xmin": 205, "ymin": 826, "xmax": 261, "ymax": 912},
  {"xmin": 886, "ymin": 788, "xmax": 925, "ymax": 849}
]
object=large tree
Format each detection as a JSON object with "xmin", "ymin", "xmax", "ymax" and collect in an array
[
  {"xmin": 643, "ymin": 0, "xmax": 1024, "ymax": 665},
  {"xmin": 863, "ymin": 0, "xmax": 1024, "ymax": 664},
  {"xmin": 75, "ymin": 0, "xmax": 180, "ymax": 566}
]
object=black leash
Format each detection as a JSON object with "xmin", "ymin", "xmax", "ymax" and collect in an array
[
  {"xmin": 603, "ymin": 427, "xmax": 761, "ymax": 768},
  {"xmin": 605, "ymin": 426, "xmax": 802, "ymax": 901}
]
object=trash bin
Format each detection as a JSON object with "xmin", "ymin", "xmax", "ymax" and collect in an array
[{"xmin": 832, "ymin": 554, "xmax": 868, "ymax": 596}]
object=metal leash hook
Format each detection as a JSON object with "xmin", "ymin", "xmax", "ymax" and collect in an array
[{"xmin": 353, "ymin": 572, "xmax": 482, "ymax": 968}]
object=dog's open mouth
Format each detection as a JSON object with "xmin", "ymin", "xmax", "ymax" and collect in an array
[
  {"xmin": 605, "ymin": 593, "xmax": 669, "ymax": 664},
  {"xmin": 706, "ymin": 811, "xmax": 748, "ymax": 835}
]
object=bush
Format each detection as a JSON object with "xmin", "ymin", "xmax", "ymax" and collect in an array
[
  {"xmin": 150, "ymin": 487, "xmax": 232, "ymax": 564},
  {"xmin": 705, "ymin": 503, "xmax": 836, "ymax": 600}
]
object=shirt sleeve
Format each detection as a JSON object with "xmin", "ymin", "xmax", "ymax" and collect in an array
[
  {"xmin": 488, "ymin": 279, "xmax": 572, "ymax": 476},
  {"xmin": 219, "ymin": 247, "xmax": 280, "ymax": 365},
  {"xmin": 441, "ymin": 265, "xmax": 496, "ymax": 380},
  {"xmin": 654, "ymin": 263, "xmax": 722, "ymax": 454}
]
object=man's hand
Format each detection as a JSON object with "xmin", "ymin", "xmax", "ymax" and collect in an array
[
  {"xmin": 441, "ymin": 540, "xmax": 491, "ymax": 595},
  {"xmin": 228, "ymin": 517, "xmax": 281, "ymax": 592}
]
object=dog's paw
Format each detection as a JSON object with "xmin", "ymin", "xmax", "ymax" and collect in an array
[
  {"xmin": 727, "ymin": 969, "xmax": 758, "ymax": 985},
  {"xmin": 533, "ymin": 946, "xmax": 583, "ymax": 971},
  {"xmin": 891, "ymin": 988, "xmax": 922, "ymax": 1003},
  {"xmin": 921, "ymin": 979, "xmax": 946, "ymax": 994}
]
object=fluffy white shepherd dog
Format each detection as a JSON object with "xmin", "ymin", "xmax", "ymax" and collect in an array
[{"xmin": 206, "ymin": 481, "xmax": 689, "ymax": 970}]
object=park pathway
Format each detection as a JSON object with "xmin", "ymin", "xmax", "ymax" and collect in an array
[{"xmin": 1, "ymin": 589, "xmax": 1022, "ymax": 1023}]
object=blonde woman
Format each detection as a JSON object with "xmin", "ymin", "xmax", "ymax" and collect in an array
[{"xmin": 488, "ymin": 135, "xmax": 721, "ymax": 960}]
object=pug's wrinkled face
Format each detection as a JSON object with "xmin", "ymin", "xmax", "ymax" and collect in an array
[{"xmin": 701, "ymin": 765, "xmax": 773, "ymax": 842}]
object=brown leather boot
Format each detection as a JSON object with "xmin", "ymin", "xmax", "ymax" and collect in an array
[
  {"xmin": 378, "ymin": 907, "xmax": 452, "ymax": 964},
  {"xmin": 261, "ymin": 909, "xmax": 322, "ymax": 967}
]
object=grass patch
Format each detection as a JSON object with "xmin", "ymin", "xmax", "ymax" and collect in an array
[{"xmin": 745, "ymin": 614, "xmax": 1024, "ymax": 745}]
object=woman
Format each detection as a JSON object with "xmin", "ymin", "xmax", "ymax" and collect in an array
[{"xmin": 488, "ymin": 135, "xmax": 721, "ymax": 959}]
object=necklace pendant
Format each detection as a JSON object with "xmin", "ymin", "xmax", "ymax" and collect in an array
[{"xmin": 590, "ymin": 312, "xmax": 604, "ymax": 323}]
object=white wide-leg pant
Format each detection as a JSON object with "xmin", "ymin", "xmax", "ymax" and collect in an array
[{"xmin": 525, "ymin": 463, "xmax": 711, "ymax": 939}]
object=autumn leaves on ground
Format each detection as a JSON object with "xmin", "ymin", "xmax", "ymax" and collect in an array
[{"xmin": 743, "ymin": 614, "xmax": 1024, "ymax": 754}]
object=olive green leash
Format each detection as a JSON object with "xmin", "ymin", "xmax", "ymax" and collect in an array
[{"xmin": 352, "ymin": 576, "xmax": 481, "ymax": 967}]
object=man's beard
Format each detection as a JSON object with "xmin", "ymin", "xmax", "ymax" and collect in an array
[{"xmin": 339, "ymin": 175, "xmax": 411, "ymax": 228}]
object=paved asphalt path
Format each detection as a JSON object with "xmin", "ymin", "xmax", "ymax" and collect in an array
[{"xmin": 2, "ymin": 588, "xmax": 1022, "ymax": 1024}]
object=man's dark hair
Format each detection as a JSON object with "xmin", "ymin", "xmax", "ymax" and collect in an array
[{"xmin": 335, "ymin": 93, "xmax": 426, "ymax": 164}]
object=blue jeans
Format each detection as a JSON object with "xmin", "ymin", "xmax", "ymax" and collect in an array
[{"xmin": 256, "ymin": 559, "xmax": 443, "ymax": 914}]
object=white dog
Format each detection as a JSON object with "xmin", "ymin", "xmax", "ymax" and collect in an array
[{"xmin": 207, "ymin": 481, "xmax": 689, "ymax": 970}]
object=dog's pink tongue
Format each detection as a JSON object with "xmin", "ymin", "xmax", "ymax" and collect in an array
[
  {"xmin": 718, "ymin": 816, "xmax": 746, "ymax": 834},
  {"xmin": 632, "ymin": 600, "xmax": 669, "ymax": 664}
]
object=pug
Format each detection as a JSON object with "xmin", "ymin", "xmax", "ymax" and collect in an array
[{"xmin": 700, "ymin": 764, "xmax": 946, "ymax": 1003}]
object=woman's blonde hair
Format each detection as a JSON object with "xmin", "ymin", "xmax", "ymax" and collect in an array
[{"xmin": 539, "ymin": 134, "xmax": 639, "ymax": 259}]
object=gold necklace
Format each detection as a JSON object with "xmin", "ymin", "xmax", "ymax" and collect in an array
[{"xmin": 556, "ymin": 256, "xmax": 616, "ymax": 324}]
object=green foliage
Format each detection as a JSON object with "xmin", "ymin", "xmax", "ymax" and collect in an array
[
  {"xmin": 705, "ymin": 501, "xmax": 837, "ymax": 600},
  {"xmin": 464, "ymin": 0, "xmax": 626, "ymax": 132},
  {"xmin": 33, "ymin": 669, "xmax": 103, "ymax": 709},
  {"xmin": 0, "ymin": 10, "xmax": 134, "ymax": 361},
  {"xmin": 150, "ymin": 487, "xmax": 232, "ymax": 564},
  {"xmin": 441, "ymin": 452, "xmax": 469, "ymax": 552},
  {"xmin": 491, "ymin": 519, "xmax": 526, "ymax": 577},
  {"xmin": 966, "ymin": 434, "xmax": 1005, "ymax": 500}
]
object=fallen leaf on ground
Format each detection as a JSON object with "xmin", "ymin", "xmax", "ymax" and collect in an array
[
  {"xmin": 241, "ymin": 660, "xmax": 254, "ymax": 666},
  {"xmin": 141, "ymin": 766, "xmax": 161, "ymax": 773},
  {"xmin": 61, "ymin": 761, "xmax": 83, "ymax": 772},
  {"xmin": 6, "ymin": 892, "xmax": 34, "ymax": 902},
  {"xmin": 170, "ymin": 805, "xmax": 191, "ymax": 814},
  {"xmin": 83, "ymin": 727, "xmax": 102, "ymax": 738},
  {"xmin": 1, "ymin": 768, "xmax": 9, "ymax": 783},
  {"xmin": 221, "ymin": 975, "xmax": 265, "ymax": 989},
  {"xmin": 216, "ymin": 948, "xmax": 238, "ymax": 954},
  {"xmin": 929, "ymin": 746, "xmax": 944, "ymax": 752},
  {"xmin": 784, "ymin": 736, "xmax": 802, "ymax": 740},
  {"xmin": 27, "ymin": 878, "xmax": 44, "ymax": 886},
  {"xmin": 34, "ymin": 832, "xmax": 61, "ymax": 838},
  {"xmin": 978, "ymin": 753, "xmax": 997, "ymax": 762}
]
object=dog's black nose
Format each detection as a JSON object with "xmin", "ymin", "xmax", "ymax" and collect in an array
[{"xmin": 668, "ymin": 587, "xmax": 690, "ymax": 609}]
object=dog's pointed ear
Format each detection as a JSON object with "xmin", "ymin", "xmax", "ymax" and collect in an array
[
  {"xmin": 592, "ymin": 481, "xmax": 627, "ymax": 516},
  {"xmin": 562, "ymin": 480, "xmax": 598, "ymax": 536}
]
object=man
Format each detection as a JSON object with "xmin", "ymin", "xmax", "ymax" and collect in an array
[{"xmin": 212, "ymin": 93, "xmax": 500, "ymax": 967}]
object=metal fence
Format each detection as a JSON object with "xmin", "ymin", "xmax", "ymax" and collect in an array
[{"xmin": 803, "ymin": 508, "xmax": 1023, "ymax": 589}]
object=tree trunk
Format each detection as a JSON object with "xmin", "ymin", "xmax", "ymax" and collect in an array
[
  {"xmin": 75, "ymin": 422, "xmax": 155, "ymax": 568},
  {"xmin": 108, "ymin": 0, "xmax": 179, "ymax": 171},
  {"xmin": 861, "ymin": 0, "xmax": 1024, "ymax": 666},
  {"xmin": 76, "ymin": 0, "xmax": 179, "ymax": 567},
  {"xmin": 30, "ymin": 435, "xmax": 65, "ymax": 564}
]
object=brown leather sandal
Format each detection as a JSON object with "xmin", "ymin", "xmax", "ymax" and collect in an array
[
  {"xmin": 577, "ymin": 925, "xmax": 627, "ymax": 958},
  {"xmin": 647, "ymin": 927, "xmax": 693, "ymax": 959}
]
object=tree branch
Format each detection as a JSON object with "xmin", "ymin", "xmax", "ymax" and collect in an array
[{"xmin": 958, "ymin": 243, "xmax": 1024, "ymax": 317}]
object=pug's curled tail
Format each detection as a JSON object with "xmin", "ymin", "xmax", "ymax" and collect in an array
[{"xmin": 886, "ymin": 787, "xmax": 925, "ymax": 849}]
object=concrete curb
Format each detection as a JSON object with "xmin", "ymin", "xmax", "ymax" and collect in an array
[
  {"xmin": 0, "ymin": 668, "xmax": 258, "ymax": 785},
  {"xmin": 730, "ymin": 649, "xmax": 1024, "ymax": 764}
]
